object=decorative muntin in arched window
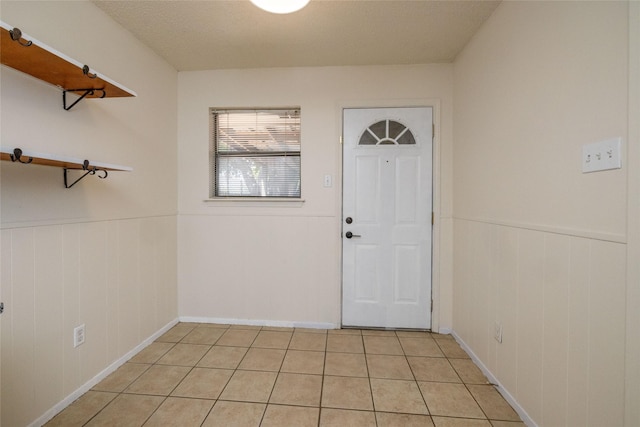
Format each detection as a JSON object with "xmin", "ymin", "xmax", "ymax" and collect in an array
[{"xmin": 358, "ymin": 119, "xmax": 416, "ymax": 146}]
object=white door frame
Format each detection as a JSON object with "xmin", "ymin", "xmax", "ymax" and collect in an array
[{"xmin": 338, "ymin": 99, "xmax": 443, "ymax": 332}]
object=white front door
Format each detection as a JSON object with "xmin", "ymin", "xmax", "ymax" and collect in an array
[{"xmin": 342, "ymin": 107, "xmax": 433, "ymax": 329}]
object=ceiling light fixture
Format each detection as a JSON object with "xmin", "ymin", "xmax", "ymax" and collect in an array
[{"xmin": 250, "ymin": 0, "xmax": 310, "ymax": 14}]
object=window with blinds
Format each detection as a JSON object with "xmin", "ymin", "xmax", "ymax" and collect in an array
[{"xmin": 211, "ymin": 108, "xmax": 301, "ymax": 198}]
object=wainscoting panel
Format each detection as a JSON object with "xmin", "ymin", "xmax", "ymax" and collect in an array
[
  {"xmin": 453, "ymin": 218, "xmax": 626, "ymax": 426},
  {"xmin": 0, "ymin": 216, "xmax": 177, "ymax": 427}
]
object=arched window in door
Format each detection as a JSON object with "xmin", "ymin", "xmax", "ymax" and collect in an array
[{"xmin": 358, "ymin": 119, "xmax": 416, "ymax": 146}]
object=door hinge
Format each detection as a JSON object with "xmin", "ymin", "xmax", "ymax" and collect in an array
[
  {"xmin": 0, "ymin": 302, "xmax": 4, "ymax": 314},
  {"xmin": 431, "ymin": 212, "xmax": 434, "ymax": 225},
  {"xmin": 432, "ymin": 123, "xmax": 435, "ymax": 139},
  {"xmin": 340, "ymin": 136, "xmax": 343, "ymax": 145}
]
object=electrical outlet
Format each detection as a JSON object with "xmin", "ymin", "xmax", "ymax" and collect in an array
[
  {"xmin": 494, "ymin": 321, "xmax": 503, "ymax": 343},
  {"xmin": 74, "ymin": 324, "xmax": 85, "ymax": 348}
]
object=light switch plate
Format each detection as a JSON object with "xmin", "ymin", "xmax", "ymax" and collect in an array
[{"xmin": 582, "ymin": 137, "xmax": 622, "ymax": 173}]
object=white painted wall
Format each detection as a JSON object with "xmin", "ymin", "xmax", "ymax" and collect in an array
[
  {"xmin": 452, "ymin": 2, "xmax": 633, "ymax": 426},
  {"xmin": 0, "ymin": 2, "xmax": 178, "ymax": 426},
  {"xmin": 177, "ymin": 65, "xmax": 454, "ymax": 329}
]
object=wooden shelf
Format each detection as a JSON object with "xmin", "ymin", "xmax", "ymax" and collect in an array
[
  {"xmin": 1, "ymin": 147, "xmax": 133, "ymax": 188},
  {"xmin": 0, "ymin": 20, "xmax": 136, "ymax": 108},
  {"xmin": 1, "ymin": 147, "xmax": 132, "ymax": 171},
  {"xmin": 0, "ymin": 21, "xmax": 135, "ymax": 187}
]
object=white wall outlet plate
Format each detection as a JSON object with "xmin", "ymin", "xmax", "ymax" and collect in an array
[
  {"xmin": 74, "ymin": 324, "xmax": 85, "ymax": 348},
  {"xmin": 582, "ymin": 137, "xmax": 622, "ymax": 173},
  {"xmin": 494, "ymin": 321, "xmax": 503, "ymax": 343}
]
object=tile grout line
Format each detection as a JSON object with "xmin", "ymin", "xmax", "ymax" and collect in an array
[
  {"xmin": 73, "ymin": 324, "xmax": 192, "ymax": 426},
  {"xmin": 257, "ymin": 328, "xmax": 293, "ymax": 426},
  {"xmin": 396, "ymin": 330, "xmax": 434, "ymax": 422},
  {"xmin": 213, "ymin": 325, "xmax": 267, "ymax": 424},
  {"xmin": 317, "ymin": 331, "xmax": 328, "ymax": 427},
  {"xmin": 152, "ymin": 324, "xmax": 224, "ymax": 426},
  {"xmin": 87, "ymin": 325, "xmax": 196, "ymax": 426},
  {"xmin": 193, "ymin": 324, "xmax": 234, "ymax": 426},
  {"xmin": 184, "ymin": 325, "xmax": 234, "ymax": 426},
  {"xmin": 434, "ymin": 336, "xmax": 493, "ymax": 423},
  {"xmin": 360, "ymin": 332, "xmax": 380, "ymax": 427},
  {"xmin": 143, "ymin": 323, "xmax": 207, "ymax": 426}
]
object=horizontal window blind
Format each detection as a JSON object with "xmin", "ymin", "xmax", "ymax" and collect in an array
[{"xmin": 211, "ymin": 108, "xmax": 301, "ymax": 198}]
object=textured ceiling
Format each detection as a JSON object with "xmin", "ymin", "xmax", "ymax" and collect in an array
[{"xmin": 93, "ymin": 0, "xmax": 501, "ymax": 71}]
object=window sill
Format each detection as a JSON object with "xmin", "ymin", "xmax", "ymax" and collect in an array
[{"xmin": 203, "ymin": 198, "xmax": 305, "ymax": 208}]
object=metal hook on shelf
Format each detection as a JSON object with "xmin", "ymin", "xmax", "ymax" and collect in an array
[
  {"xmin": 82, "ymin": 65, "xmax": 97, "ymax": 79},
  {"xmin": 84, "ymin": 160, "xmax": 108, "ymax": 179},
  {"xmin": 9, "ymin": 148, "xmax": 33, "ymax": 164},
  {"xmin": 9, "ymin": 27, "xmax": 32, "ymax": 47}
]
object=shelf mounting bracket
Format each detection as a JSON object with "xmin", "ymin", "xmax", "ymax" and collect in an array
[
  {"xmin": 63, "ymin": 88, "xmax": 106, "ymax": 111},
  {"xmin": 64, "ymin": 160, "xmax": 108, "ymax": 189}
]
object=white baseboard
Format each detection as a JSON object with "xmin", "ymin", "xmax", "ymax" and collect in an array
[
  {"xmin": 437, "ymin": 327, "xmax": 452, "ymax": 335},
  {"xmin": 30, "ymin": 318, "xmax": 179, "ymax": 427},
  {"xmin": 450, "ymin": 331, "xmax": 538, "ymax": 427},
  {"xmin": 179, "ymin": 316, "xmax": 338, "ymax": 330}
]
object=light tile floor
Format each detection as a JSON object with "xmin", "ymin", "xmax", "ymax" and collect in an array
[{"xmin": 45, "ymin": 323, "xmax": 525, "ymax": 427}]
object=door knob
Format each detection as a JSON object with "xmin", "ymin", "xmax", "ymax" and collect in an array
[{"xmin": 345, "ymin": 231, "xmax": 361, "ymax": 239}]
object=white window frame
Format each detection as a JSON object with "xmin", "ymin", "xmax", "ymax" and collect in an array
[{"xmin": 210, "ymin": 108, "xmax": 301, "ymax": 199}]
